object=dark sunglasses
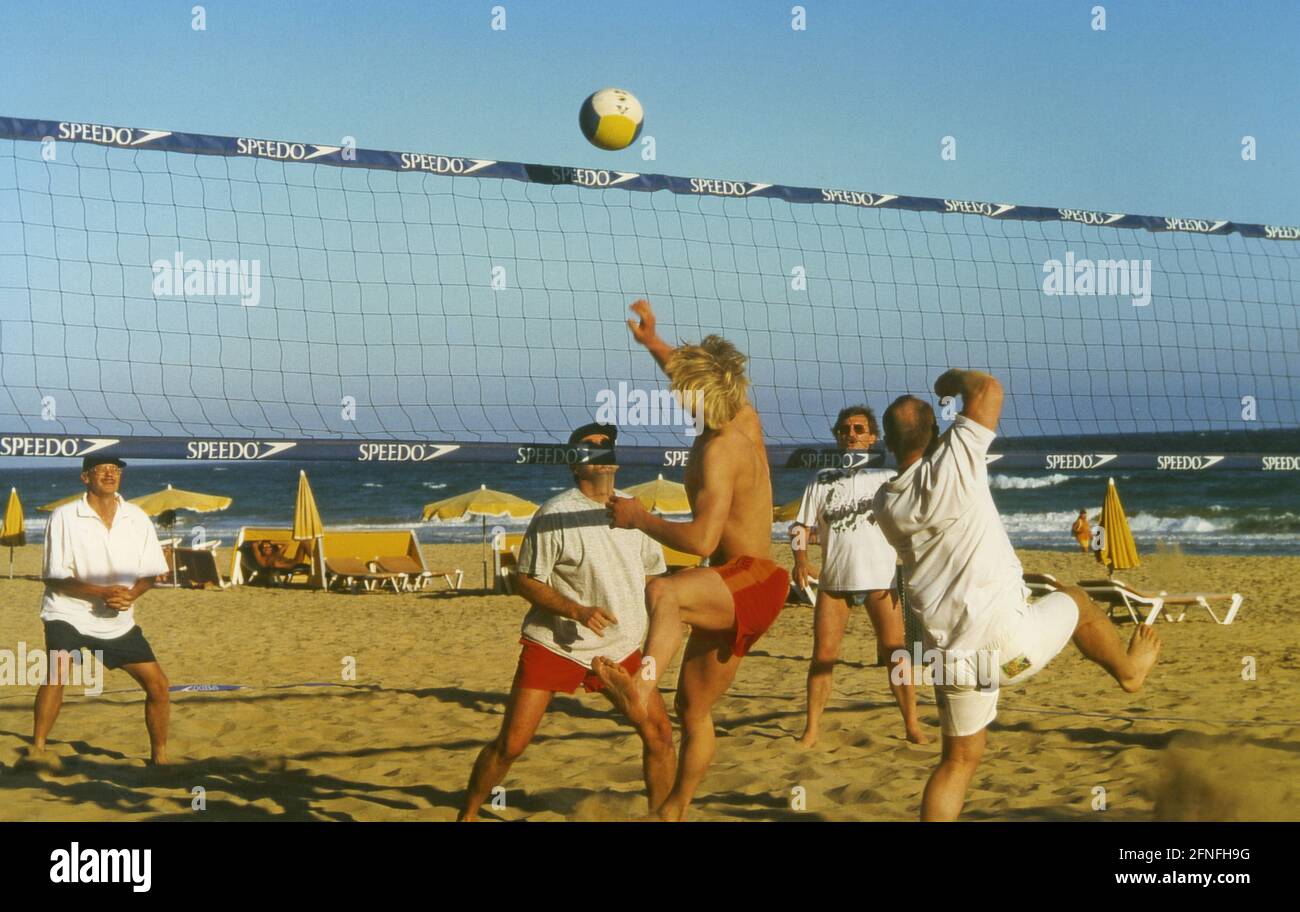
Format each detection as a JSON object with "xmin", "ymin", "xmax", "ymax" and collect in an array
[{"xmin": 834, "ymin": 423, "xmax": 871, "ymax": 435}]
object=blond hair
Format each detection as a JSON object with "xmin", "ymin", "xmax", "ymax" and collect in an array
[{"xmin": 666, "ymin": 334, "xmax": 750, "ymax": 430}]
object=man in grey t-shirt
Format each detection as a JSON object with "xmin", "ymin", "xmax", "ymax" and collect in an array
[{"xmin": 459, "ymin": 422, "xmax": 671, "ymax": 821}]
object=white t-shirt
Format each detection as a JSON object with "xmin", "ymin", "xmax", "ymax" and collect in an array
[
  {"xmin": 872, "ymin": 415, "xmax": 1025, "ymax": 653},
  {"xmin": 794, "ymin": 464, "xmax": 897, "ymax": 591},
  {"xmin": 41, "ymin": 493, "xmax": 171, "ymax": 639},
  {"xmin": 518, "ymin": 487, "xmax": 667, "ymax": 668}
]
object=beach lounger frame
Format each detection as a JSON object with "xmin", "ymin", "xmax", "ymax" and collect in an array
[
  {"xmin": 1078, "ymin": 579, "xmax": 1244, "ymax": 626},
  {"xmin": 375, "ymin": 555, "xmax": 463, "ymax": 592}
]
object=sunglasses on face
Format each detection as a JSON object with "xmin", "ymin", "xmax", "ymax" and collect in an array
[{"xmin": 834, "ymin": 424, "xmax": 871, "ymax": 435}]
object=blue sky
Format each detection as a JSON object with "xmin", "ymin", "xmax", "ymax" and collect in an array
[
  {"xmin": 0, "ymin": 0, "xmax": 1296, "ymax": 459},
  {"xmin": 2, "ymin": 0, "xmax": 1296, "ymax": 223}
]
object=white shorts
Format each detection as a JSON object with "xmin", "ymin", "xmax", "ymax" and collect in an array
[{"xmin": 933, "ymin": 590, "xmax": 1080, "ymax": 738}]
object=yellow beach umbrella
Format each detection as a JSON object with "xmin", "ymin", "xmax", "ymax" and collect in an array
[
  {"xmin": 774, "ymin": 497, "xmax": 802, "ymax": 523},
  {"xmin": 129, "ymin": 484, "xmax": 234, "ymax": 586},
  {"xmin": 38, "ymin": 492, "xmax": 83, "ymax": 512},
  {"xmin": 422, "ymin": 484, "xmax": 538, "ymax": 589},
  {"xmin": 293, "ymin": 470, "xmax": 326, "ymax": 588},
  {"xmin": 1096, "ymin": 477, "xmax": 1140, "ymax": 576},
  {"xmin": 130, "ymin": 484, "xmax": 232, "ymax": 517},
  {"xmin": 1, "ymin": 488, "xmax": 25, "ymax": 578},
  {"xmin": 622, "ymin": 474, "xmax": 691, "ymax": 515}
]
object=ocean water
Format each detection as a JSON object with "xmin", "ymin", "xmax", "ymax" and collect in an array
[{"xmin": 1, "ymin": 460, "xmax": 1296, "ymax": 556}]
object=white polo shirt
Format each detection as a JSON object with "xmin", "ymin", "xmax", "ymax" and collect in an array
[
  {"xmin": 41, "ymin": 493, "xmax": 170, "ymax": 639},
  {"xmin": 872, "ymin": 415, "xmax": 1026, "ymax": 653}
]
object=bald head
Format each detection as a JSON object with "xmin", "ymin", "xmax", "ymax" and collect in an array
[{"xmin": 883, "ymin": 395, "xmax": 939, "ymax": 463}]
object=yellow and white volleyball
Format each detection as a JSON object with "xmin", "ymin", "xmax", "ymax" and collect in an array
[{"xmin": 579, "ymin": 88, "xmax": 644, "ymax": 151}]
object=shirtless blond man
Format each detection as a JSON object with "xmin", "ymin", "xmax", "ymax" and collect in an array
[{"xmin": 598, "ymin": 300, "xmax": 788, "ymax": 822}]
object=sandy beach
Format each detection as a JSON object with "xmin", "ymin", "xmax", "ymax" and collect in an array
[{"xmin": 1, "ymin": 542, "xmax": 1297, "ymax": 822}]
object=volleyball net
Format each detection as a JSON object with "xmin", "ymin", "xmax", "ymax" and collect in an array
[{"xmin": 0, "ymin": 116, "xmax": 1296, "ymax": 469}]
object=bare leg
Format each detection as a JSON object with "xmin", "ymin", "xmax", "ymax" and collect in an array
[
  {"xmin": 864, "ymin": 590, "xmax": 929, "ymax": 744},
  {"xmin": 798, "ymin": 591, "xmax": 849, "ymax": 747},
  {"xmin": 1062, "ymin": 587, "xmax": 1160, "ymax": 691},
  {"xmin": 593, "ymin": 568, "xmax": 735, "ymax": 726},
  {"xmin": 605, "ymin": 686, "xmax": 677, "ymax": 812},
  {"xmin": 920, "ymin": 729, "xmax": 986, "ymax": 821},
  {"xmin": 120, "ymin": 662, "xmax": 170, "ymax": 764},
  {"xmin": 459, "ymin": 685, "xmax": 552, "ymax": 821},
  {"xmin": 31, "ymin": 649, "xmax": 73, "ymax": 754},
  {"xmin": 654, "ymin": 632, "xmax": 743, "ymax": 822}
]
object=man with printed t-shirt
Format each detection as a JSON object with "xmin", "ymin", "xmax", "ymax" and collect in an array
[
  {"xmin": 792, "ymin": 405, "xmax": 926, "ymax": 747},
  {"xmin": 873, "ymin": 370, "xmax": 1161, "ymax": 821},
  {"xmin": 459, "ymin": 422, "xmax": 672, "ymax": 821},
  {"xmin": 26, "ymin": 455, "xmax": 172, "ymax": 767}
]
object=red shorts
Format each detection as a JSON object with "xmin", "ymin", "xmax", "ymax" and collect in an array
[
  {"xmin": 512, "ymin": 639, "xmax": 643, "ymax": 694},
  {"xmin": 710, "ymin": 556, "xmax": 790, "ymax": 657}
]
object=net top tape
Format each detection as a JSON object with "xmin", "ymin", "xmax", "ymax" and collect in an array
[{"xmin": 3, "ymin": 115, "xmax": 1296, "ymax": 242}]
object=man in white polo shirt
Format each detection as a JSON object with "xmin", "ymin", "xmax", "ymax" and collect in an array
[
  {"xmin": 792, "ymin": 405, "xmax": 926, "ymax": 747},
  {"xmin": 873, "ymin": 370, "xmax": 1161, "ymax": 821},
  {"xmin": 459, "ymin": 423, "xmax": 672, "ymax": 821},
  {"xmin": 29, "ymin": 455, "xmax": 172, "ymax": 766}
]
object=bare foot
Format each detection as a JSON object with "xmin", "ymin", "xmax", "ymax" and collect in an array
[
  {"xmin": 592, "ymin": 656, "xmax": 650, "ymax": 727},
  {"xmin": 1119, "ymin": 623, "xmax": 1161, "ymax": 693},
  {"xmin": 905, "ymin": 726, "xmax": 931, "ymax": 745},
  {"xmin": 14, "ymin": 746, "xmax": 62, "ymax": 773},
  {"xmin": 795, "ymin": 730, "xmax": 818, "ymax": 749}
]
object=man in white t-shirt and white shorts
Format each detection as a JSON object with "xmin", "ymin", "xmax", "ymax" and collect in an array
[
  {"xmin": 792, "ymin": 405, "xmax": 926, "ymax": 746},
  {"xmin": 873, "ymin": 369, "xmax": 1161, "ymax": 821},
  {"xmin": 28, "ymin": 455, "xmax": 172, "ymax": 767},
  {"xmin": 459, "ymin": 422, "xmax": 672, "ymax": 821}
]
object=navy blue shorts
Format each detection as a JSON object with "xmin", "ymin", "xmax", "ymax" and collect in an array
[{"xmin": 43, "ymin": 620, "xmax": 158, "ymax": 670}]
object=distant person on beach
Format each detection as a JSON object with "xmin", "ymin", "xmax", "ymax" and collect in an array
[
  {"xmin": 873, "ymin": 370, "xmax": 1161, "ymax": 821},
  {"xmin": 26, "ymin": 456, "xmax": 172, "ymax": 767},
  {"xmin": 459, "ymin": 422, "xmax": 672, "ymax": 821},
  {"xmin": 600, "ymin": 299, "xmax": 788, "ymax": 821},
  {"xmin": 791, "ymin": 404, "xmax": 926, "ymax": 747},
  {"xmin": 1072, "ymin": 510, "xmax": 1091, "ymax": 552}
]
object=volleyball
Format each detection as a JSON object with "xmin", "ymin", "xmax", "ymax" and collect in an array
[{"xmin": 579, "ymin": 88, "xmax": 644, "ymax": 151}]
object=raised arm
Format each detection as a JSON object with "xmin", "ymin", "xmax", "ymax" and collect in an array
[
  {"xmin": 512, "ymin": 570, "xmax": 617, "ymax": 637},
  {"xmin": 627, "ymin": 299, "xmax": 675, "ymax": 375},
  {"xmin": 933, "ymin": 369, "xmax": 1003, "ymax": 432}
]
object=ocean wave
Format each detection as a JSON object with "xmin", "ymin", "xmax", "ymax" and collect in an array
[
  {"xmin": 362, "ymin": 483, "xmax": 383, "ymax": 488},
  {"xmin": 989, "ymin": 473, "xmax": 1071, "ymax": 490},
  {"xmin": 421, "ymin": 482, "xmax": 447, "ymax": 489}
]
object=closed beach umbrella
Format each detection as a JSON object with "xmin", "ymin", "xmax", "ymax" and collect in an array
[
  {"xmin": 1, "ymin": 488, "xmax": 25, "ymax": 578},
  {"xmin": 1096, "ymin": 477, "xmax": 1140, "ymax": 576},
  {"xmin": 293, "ymin": 471, "xmax": 326, "ymax": 588},
  {"xmin": 422, "ymin": 484, "xmax": 538, "ymax": 589},
  {"xmin": 774, "ymin": 498, "xmax": 802, "ymax": 522},
  {"xmin": 130, "ymin": 484, "xmax": 233, "ymax": 586},
  {"xmin": 622, "ymin": 474, "xmax": 691, "ymax": 515}
]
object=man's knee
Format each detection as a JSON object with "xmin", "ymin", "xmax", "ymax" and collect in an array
[
  {"xmin": 674, "ymin": 686, "xmax": 709, "ymax": 723},
  {"xmin": 646, "ymin": 576, "xmax": 675, "ymax": 610},
  {"xmin": 1060, "ymin": 586, "xmax": 1098, "ymax": 619},
  {"xmin": 494, "ymin": 731, "xmax": 531, "ymax": 764},
  {"xmin": 809, "ymin": 657, "xmax": 836, "ymax": 676},
  {"xmin": 144, "ymin": 670, "xmax": 170, "ymax": 700},
  {"xmin": 940, "ymin": 733, "xmax": 986, "ymax": 768}
]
